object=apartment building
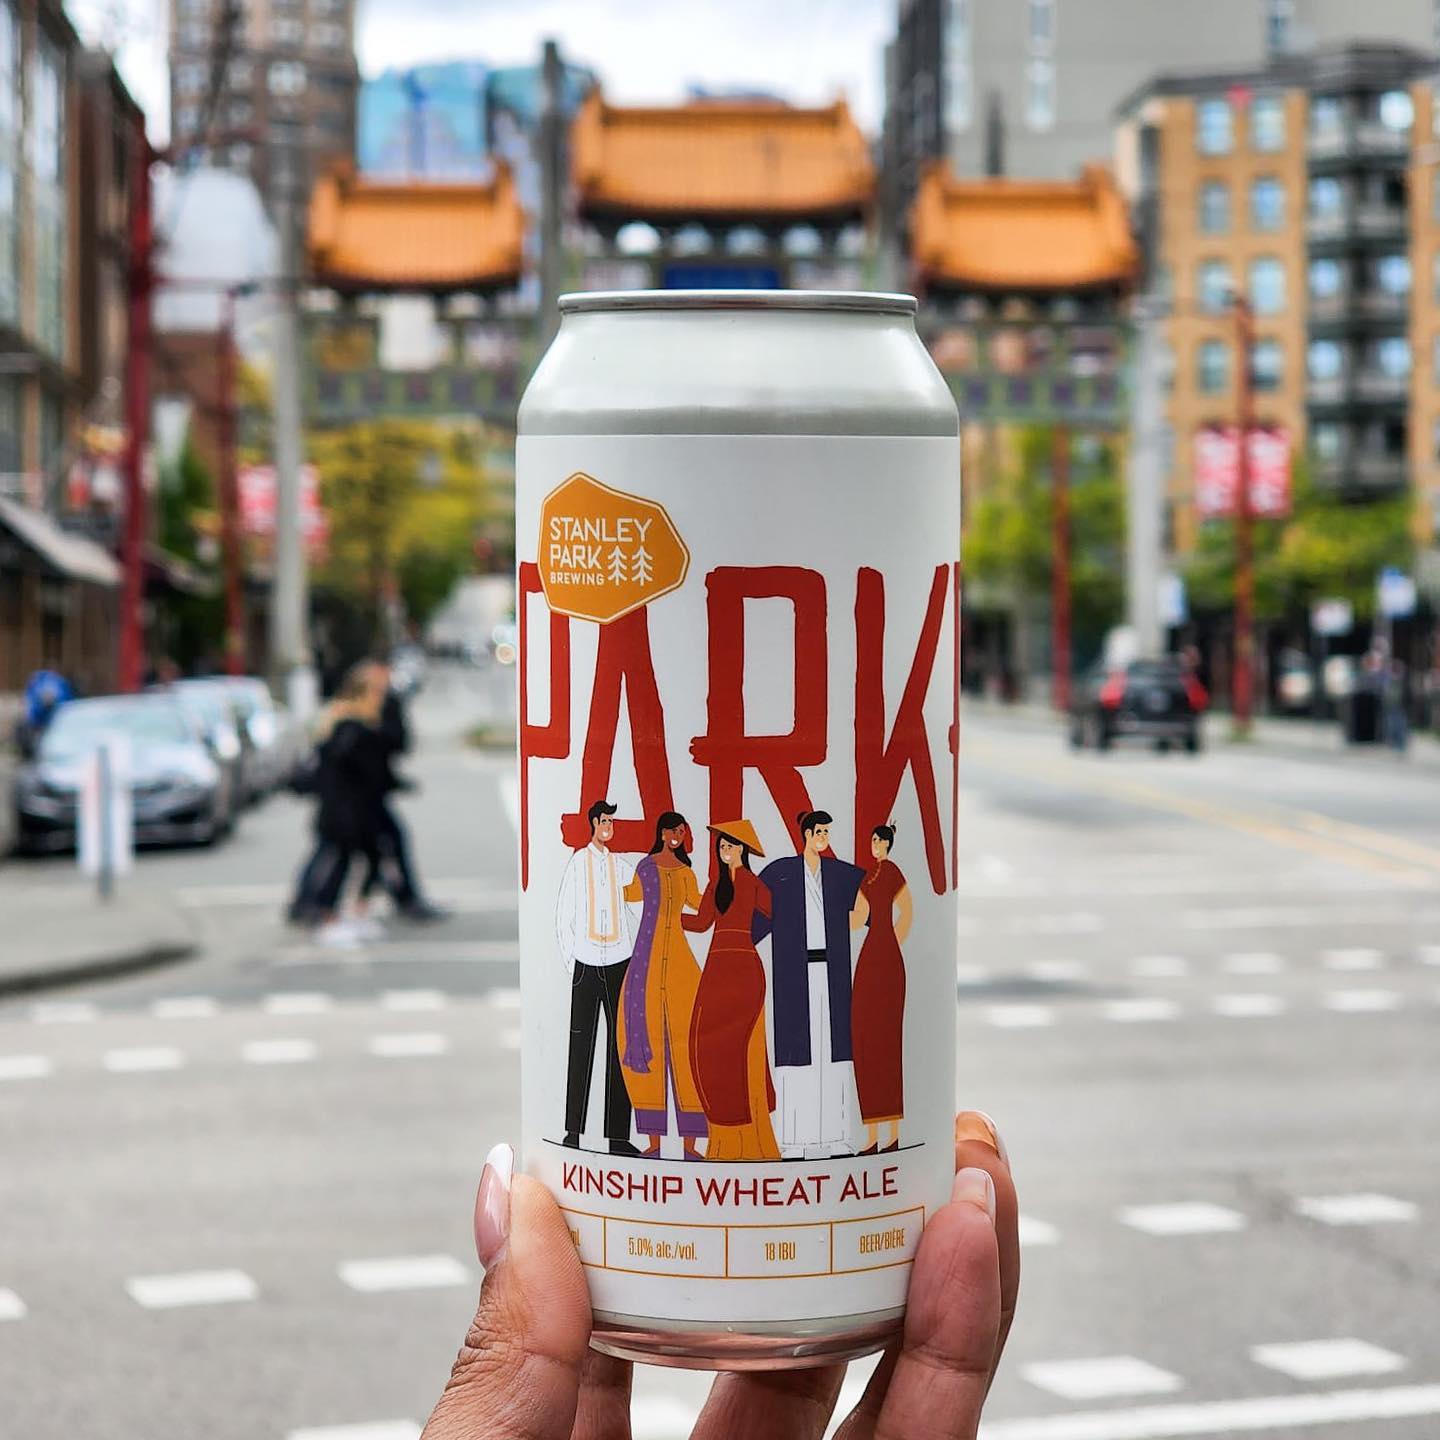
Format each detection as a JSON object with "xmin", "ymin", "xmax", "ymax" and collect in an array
[
  {"xmin": 1117, "ymin": 43, "xmax": 1438, "ymax": 553},
  {"xmin": 168, "ymin": 0, "xmax": 359, "ymax": 210}
]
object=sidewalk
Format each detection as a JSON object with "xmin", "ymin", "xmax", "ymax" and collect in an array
[
  {"xmin": 0, "ymin": 878, "xmax": 199, "ymax": 997},
  {"xmin": 961, "ymin": 694, "xmax": 1440, "ymax": 771}
]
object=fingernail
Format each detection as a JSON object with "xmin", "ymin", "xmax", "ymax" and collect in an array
[
  {"xmin": 956, "ymin": 1110, "xmax": 1009, "ymax": 1167},
  {"xmin": 952, "ymin": 1166, "xmax": 997, "ymax": 1224},
  {"xmin": 474, "ymin": 1142, "xmax": 515, "ymax": 1270}
]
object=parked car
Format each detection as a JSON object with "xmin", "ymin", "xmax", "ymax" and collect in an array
[
  {"xmin": 13, "ymin": 694, "xmax": 236, "ymax": 854},
  {"xmin": 167, "ymin": 679, "xmax": 255, "ymax": 807},
  {"xmin": 212, "ymin": 676, "xmax": 303, "ymax": 793},
  {"xmin": 1070, "ymin": 657, "xmax": 1207, "ymax": 753}
]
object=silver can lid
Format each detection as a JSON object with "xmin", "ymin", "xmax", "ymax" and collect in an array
[{"xmin": 557, "ymin": 289, "xmax": 918, "ymax": 317}]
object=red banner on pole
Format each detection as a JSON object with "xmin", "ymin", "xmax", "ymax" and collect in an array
[
  {"xmin": 1193, "ymin": 424, "xmax": 1291, "ymax": 520},
  {"xmin": 238, "ymin": 464, "xmax": 328, "ymax": 552}
]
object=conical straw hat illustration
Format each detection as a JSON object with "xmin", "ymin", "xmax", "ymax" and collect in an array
[{"xmin": 705, "ymin": 819, "xmax": 765, "ymax": 857}]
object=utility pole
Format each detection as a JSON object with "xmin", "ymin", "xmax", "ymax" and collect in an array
[
  {"xmin": 118, "ymin": 122, "xmax": 152, "ymax": 693},
  {"xmin": 216, "ymin": 287, "xmax": 245, "ymax": 675},
  {"xmin": 1125, "ymin": 295, "xmax": 1164, "ymax": 657},
  {"xmin": 268, "ymin": 118, "xmax": 315, "ymax": 717},
  {"xmin": 1051, "ymin": 425, "xmax": 1072, "ymax": 712},
  {"xmin": 537, "ymin": 38, "xmax": 564, "ymax": 352},
  {"xmin": 1232, "ymin": 294, "xmax": 1255, "ymax": 736}
]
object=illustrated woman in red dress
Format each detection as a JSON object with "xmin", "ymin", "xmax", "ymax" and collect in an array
[
  {"xmin": 682, "ymin": 820, "xmax": 780, "ymax": 1161},
  {"xmin": 851, "ymin": 822, "xmax": 913, "ymax": 1154}
]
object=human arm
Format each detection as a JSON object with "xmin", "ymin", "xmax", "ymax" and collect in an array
[
  {"xmin": 751, "ymin": 862, "xmax": 777, "ymax": 943},
  {"xmin": 850, "ymin": 889, "xmax": 870, "ymax": 931},
  {"xmin": 895, "ymin": 883, "xmax": 914, "ymax": 944},
  {"xmin": 681, "ymin": 884, "xmax": 716, "ymax": 933}
]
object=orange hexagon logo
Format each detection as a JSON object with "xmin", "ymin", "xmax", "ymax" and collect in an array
[{"xmin": 537, "ymin": 471, "xmax": 690, "ymax": 624}]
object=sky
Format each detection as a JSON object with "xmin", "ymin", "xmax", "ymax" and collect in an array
[{"xmin": 65, "ymin": 0, "xmax": 894, "ymax": 145}]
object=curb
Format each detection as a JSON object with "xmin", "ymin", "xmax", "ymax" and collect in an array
[{"xmin": 0, "ymin": 939, "xmax": 199, "ymax": 1000}]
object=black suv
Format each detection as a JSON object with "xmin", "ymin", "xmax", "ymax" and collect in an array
[{"xmin": 1070, "ymin": 657, "xmax": 1207, "ymax": 753}]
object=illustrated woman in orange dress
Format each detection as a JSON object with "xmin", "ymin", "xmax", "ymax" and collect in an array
[
  {"xmin": 683, "ymin": 821, "xmax": 780, "ymax": 1162},
  {"xmin": 617, "ymin": 812, "xmax": 706, "ymax": 1159},
  {"xmin": 851, "ymin": 822, "xmax": 913, "ymax": 1154}
]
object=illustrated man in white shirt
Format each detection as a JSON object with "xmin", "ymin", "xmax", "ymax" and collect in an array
[{"xmin": 556, "ymin": 799, "xmax": 640, "ymax": 1154}]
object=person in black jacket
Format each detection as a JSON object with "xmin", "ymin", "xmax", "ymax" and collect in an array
[{"xmin": 357, "ymin": 658, "xmax": 447, "ymax": 922}]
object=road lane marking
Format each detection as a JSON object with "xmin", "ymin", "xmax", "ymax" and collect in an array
[
  {"xmin": 126, "ymin": 1269, "xmax": 258, "ymax": 1308},
  {"xmin": 978, "ymin": 1383, "xmax": 1440, "ymax": 1439},
  {"xmin": 0, "ymin": 1055, "xmax": 53, "ymax": 1081},
  {"xmin": 338, "ymin": 1255, "xmax": 470, "ymax": 1293},
  {"xmin": 1296, "ymin": 1194, "xmax": 1418, "ymax": 1226},
  {"xmin": 1323, "ymin": 989, "xmax": 1400, "ymax": 1013},
  {"xmin": 380, "ymin": 989, "xmax": 448, "ymax": 1012},
  {"xmin": 287, "ymin": 1424, "xmax": 420, "ymax": 1440},
  {"xmin": 983, "ymin": 1004, "xmax": 1056, "ymax": 1029},
  {"xmin": 1025, "ymin": 959, "xmax": 1089, "ymax": 983},
  {"xmin": 1130, "ymin": 955, "xmax": 1189, "ymax": 979},
  {"xmin": 1222, "ymin": 952, "xmax": 1285, "ymax": 975},
  {"xmin": 1020, "ymin": 1356, "xmax": 1183, "ymax": 1401},
  {"xmin": 1184, "ymin": 905, "xmax": 1413, "ymax": 931},
  {"xmin": 1251, "ymin": 1340, "xmax": 1405, "ymax": 1381},
  {"xmin": 486, "ymin": 987, "xmax": 522, "ymax": 1009},
  {"xmin": 1119, "ymin": 1203, "xmax": 1246, "ymax": 1236},
  {"xmin": 1010, "ymin": 912, "xmax": 1103, "ymax": 936},
  {"xmin": 242, "ymin": 1038, "xmax": 319, "ymax": 1065},
  {"xmin": 1018, "ymin": 1216, "xmax": 1061, "ymax": 1247},
  {"xmin": 29, "ymin": 1001, "xmax": 99, "ymax": 1024},
  {"xmin": 1322, "ymin": 948, "xmax": 1384, "ymax": 971},
  {"xmin": 152, "ymin": 996, "xmax": 220, "ymax": 1019},
  {"xmin": 1103, "ymin": 999, "xmax": 1181, "ymax": 1023},
  {"xmin": 264, "ymin": 992, "xmax": 335, "ymax": 1015},
  {"xmin": 1213, "ymin": 994, "xmax": 1288, "ymax": 1019},
  {"xmin": 369, "ymin": 1032, "xmax": 450, "ymax": 1058},
  {"xmin": 103, "ymin": 1046, "xmax": 185, "ymax": 1073},
  {"xmin": 0, "ymin": 1288, "xmax": 27, "ymax": 1320}
]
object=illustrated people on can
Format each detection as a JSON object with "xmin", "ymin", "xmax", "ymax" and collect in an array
[
  {"xmin": 851, "ymin": 821, "xmax": 913, "ymax": 1154},
  {"xmin": 555, "ymin": 799, "xmax": 639, "ymax": 1155},
  {"xmin": 617, "ymin": 811, "xmax": 707, "ymax": 1158},
  {"xmin": 755, "ymin": 810, "xmax": 868, "ymax": 1159},
  {"xmin": 682, "ymin": 821, "xmax": 779, "ymax": 1161}
]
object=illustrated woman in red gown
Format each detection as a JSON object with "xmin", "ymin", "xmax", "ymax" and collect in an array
[
  {"xmin": 851, "ymin": 822, "xmax": 913, "ymax": 1154},
  {"xmin": 682, "ymin": 820, "xmax": 780, "ymax": 1161}
]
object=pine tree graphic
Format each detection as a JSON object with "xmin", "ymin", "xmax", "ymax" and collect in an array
[
  {"xmin": 607, "ymin": 546, "xmax": 628, "ymax": 584},
  {"xmin": 631, "ymin": 545, "xmax": 654, "ymax": 585}
]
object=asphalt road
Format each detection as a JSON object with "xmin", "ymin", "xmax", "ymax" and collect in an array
[{"xmin": 2, "ymin": 668, "xmax": 1437, "ymax": 1440}]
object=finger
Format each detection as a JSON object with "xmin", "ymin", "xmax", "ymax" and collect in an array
[
  {"xmin": 690, "ymin": 1362, "xmax": 847, "ymax": 1440},
  {"xmin": 422, "ymin": 1148, "xmax": 592, "ymax": 1440},
  {"xmin": 870, "ymin": 1169, "xmax": 1000, "ymax": 1440},
  {"xmin": 953, "ymin": 1112, "xmax": 1020, "ymax": 1389},
  {"xmin": 571, "ymin": 1347, "xmax": 632, "ymax": 1440}
]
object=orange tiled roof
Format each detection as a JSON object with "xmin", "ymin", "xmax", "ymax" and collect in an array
[
  {"xmin": 307, "ymin": 162, "xmax": 524, "ymax": 293},
  {"xmin": 571, "ymin": 89, "xmax": 874, "ymax": 224},
  {"xmin": 911, "ymin": 163, "xmax": 1139, "ymax": 293}
]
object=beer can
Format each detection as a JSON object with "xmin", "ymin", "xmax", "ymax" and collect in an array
[{"xmin": 515, "ymin": 290, "xmax": 961, "ymax": 1369}]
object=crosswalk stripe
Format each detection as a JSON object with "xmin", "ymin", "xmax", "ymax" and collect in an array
[
  {"xmin": 1295, "ymin": 1193, "xmax": 1418, "ymax": 1226},
  {"xmin": 1213, "ymin": 994, "xmax": 1287, "ymax": 1019},
  {"xmin": 486, "ymin": 987, "xmax": 522, "ymax": 1010},
  {"xmin": 1020, "ymin": 1355, "xmax": 1183, "ymax": 1401},
  {"xmin": 0, "ymin": 1288, "xmax": 27, "ymax": 1320},
  {"xmin": 126, "ymin": 1269, "xmax": 258, "ymax": 1309},
  {"xmin": 368, "ymin": 1033, "xmax": 449, "ymax": 1058},
  {"xmin": 338, "ymin": 1255, "xmax": 469, "ymax": 1293},
  {"xmin": 152, "ymin": 996, "xmax": 221, "ymax": 1019},
  {"xmin": 978, "ymin": 1383, "xmax": 1440, "ymax": 1440},
  {"xmin": 1119, "ymin": 1203, "xmax": 1246, "ymax": 1236},
  {"xmin": 380, "ymin": 990, "xmax": 448, "ymax": 1012},
  {"xmin": 103, "ymin": 1047, "xmax": 185, "ymax": 1074},
  {"xmin": 242, "ymin": 1039, "xmax": 319, "ymax": 1066},
  {"xmin": 956, "ymin": 964, "xmax": 991, "ymax": 986},
  {"xmin": 1130, "ymin": 955, "xmax": 1189, "ymax": 979},
  {"xmin": 0, "ymin": 1055, "xmax": 53, "ymax": 1081},
  {"xmin": 287, "ymin": 1423, "xmax": 421, "ymax": 1440},
  {"xmin": 1323, "ymin": 989, "xmax": 1400, "ymax": 1013},
  {"xmin": 264, "ymin": 993, "xmax": 335, "ymax": 1015},
  {"xmin": 1025, "ymin": 959, "xmax": 1088, "ymax": 983},
  {"xmin": 1222, "ymin": 953, "xmax": 1284, "ymax": 975},
  {"xmin": 983, "ymin": 1004, "xmax": 1056, "ymax": 1029},
  {"xmin": 1103, "ymin": 999, "xmax": 1180, "ymax": 1024},
  {"xmin": 1322, "ymin": 948, "xmax": 1384, "ymax": 972},
  {"xmin": 29, "ymin": 1001, "xmax": 98, "ymax": 1024},
  {"xmin": 1251, "ymin": 1339, "xmax": 1405, "ymax": 1381},
  {"xmin": 1018, "ymin": 1215, "xmax": 1061, "ymax": 1247}
]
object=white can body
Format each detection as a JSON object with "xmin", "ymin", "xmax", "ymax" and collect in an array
[{"xmin": 516, "ymin": 291, "xmax": 961, "ymax": 1368}]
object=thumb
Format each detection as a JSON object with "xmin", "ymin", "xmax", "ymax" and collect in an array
[{"xmin": 422, "ymin": 1145, "xmax": 593, "ymax": 1440}]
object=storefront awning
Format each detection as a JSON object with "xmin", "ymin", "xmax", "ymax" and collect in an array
[{"xmin": 0, "ymin": 496, "xmax": 121, "ymax": 587}]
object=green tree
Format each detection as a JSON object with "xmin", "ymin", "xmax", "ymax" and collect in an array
[
  {"xmin": 155, "ymin": 437, "xmax": 223, "ymax": 667},
  {"xmin": 964, "ymin": 426, "xmax": 1127, "ymax": 657}
]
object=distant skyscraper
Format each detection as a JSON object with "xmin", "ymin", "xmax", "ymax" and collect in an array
[{"xmin": 167, "ymin": 0, "xmax": 359, "ymax": 213}]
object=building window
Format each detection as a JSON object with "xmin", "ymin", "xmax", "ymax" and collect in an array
[
  {"xmin": 271, "ymin": 15, "xmax": 304, "ymax": 44},
  {"xmin": 1373, "ymin": 336, "xmax": 1411, "ymax": 378},
  {"xmin": 1308, "ymin": 340, "xmax": 1343, "ymax": 380},
  {"xmin": 1198, "ymin": 258, "xmax": 1233, "ymax": 312},
  {"xmin": 1250, "ymin": 176, "xmax": 1284, "ymax": 231},
  {"xmin": 1251, "ymin": 338, "xmax": 1283, "ymax": 392},
  {"xmin": 1310, "ymin": 95, "xmax": 1344, "ymax": 143},
  {"xmin": 0, "ymin": 0, "xmax": 17, "ymax": 329},
  {"xmin": 1198, "ymin": 340, "xmax": 1230, "ymax": 393},
  {"xmin": 228, "ymin": 57, "xmax": 253, "ymax": 87},
  {"xmin": 29, "ymin": 33, "xmax": 65, "ymax": 361},
  {"xmin": 1029, "ymin": 0, "xmax": 1055, "ymax": 53},
  {"xmin": 175, "ymin": 104, "xmax": 200, "ymax": 135},
  {"xmin": 1250, "ymin": 93, "xmax": 1286, "ymax": 151},
  {"xmin": 1249, "ymin": 258, "xmax": 1285, "ymax": 315},
  {"xmin": 1375, "ymin": 253, "xmax": 1411, "ymax": 296},
  {"xmin": 1377, "ymin": 89, "xmax": 1414, "ymax": 132},
  {"xmin": 1265, "ymin": 0, "xmax": 1294, "ymax": 54},
  {"xmin": 945, "ymin": 0, "xmax": 972, "ymax": 133},
  {"xmin": 1314, "ymin": 422, "xmax": 1343, "ymax": 462},
  {"xmin": 314, "ymin": 20, "xmax": 348, "ymax": 49},
  {"xmin": 268, "ymin": 60, "xmax": 308, "ymax": 97},
  {"xmin": 1026, "ymin": 59, "xmax": 1056, "ymax": 131},
  {"xmin": 178, "ymin": 20, "xmax": 207, "ymax": 48},
  {"xmin": 1309, "ymin": 175, "xmax": 1343, "ymax": 219},
  {"xmin": 1199, "ymin": 181, "xmax": 1230, "ymax": 234},
  {"xmin": 1309, "ymin": 257, "xmax": 1343, "ymax": 299},
  {"xmin": 1196, "ymin": 98, "xmax": 1232, "ymax": 155},
  {"xmin": 176, "ymin": 60, "xmax": 208, "ymax": 94}
]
